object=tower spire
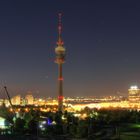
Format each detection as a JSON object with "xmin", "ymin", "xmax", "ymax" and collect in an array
[{"xmin": 57, "ymin": 13, "xmax": 63, "ymax": 46}]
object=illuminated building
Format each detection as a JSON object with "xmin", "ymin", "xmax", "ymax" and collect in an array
[
  {"xmin": 0, "ymin": 99, "xmax": 4, "ymax": 106},
  {"xmin": 128, "ymin": 86, "xmax": 140, "ymax": 102},
  {"xmin": 34, "ymin": 98, "xmax": 46, "ymax": 106},
  {"xmin": 11, "ymin": 95, "xmax": 21, "ymax": 105},
  {"xmin": 25, "ymin": 92, "xmax": 34, "ymax": 105},
  {"xmin": 0, "ymin": 117, "xmax": 7, "ymax": 129},
  {"xmin": 55, "ymin": 13, "xmax": 66, "ymax": 112}
]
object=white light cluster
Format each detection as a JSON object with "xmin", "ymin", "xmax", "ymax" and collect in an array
[{"xmin": 130, "ymin": 85, "xmax": 138, "ymax": 90}]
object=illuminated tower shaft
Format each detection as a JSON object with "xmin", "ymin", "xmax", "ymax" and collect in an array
[
  {"xmin": 55, "ymin": 14, "xmax": 66, "ymax": 112},
  {"xmin": 58, "ymin": 63, "xmax": 63, "ymax": 111}
]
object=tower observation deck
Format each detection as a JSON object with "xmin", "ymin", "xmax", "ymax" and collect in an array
[{"xmin": 55, "ymin": 13, "xmax": 66, "ymax": 112}]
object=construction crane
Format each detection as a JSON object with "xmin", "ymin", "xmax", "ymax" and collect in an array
[{"xmin": 4, "ymin": 86, "xmax": 16, "ymax": 114}]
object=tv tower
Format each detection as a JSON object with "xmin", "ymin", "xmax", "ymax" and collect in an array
[{"xmin": 55, "ymin": 13, "xmax": 66, "ymax": 112}]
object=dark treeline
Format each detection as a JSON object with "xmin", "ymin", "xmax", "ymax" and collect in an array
[{"xmin": 0, "ymin": 105, "xmax": 140, "ymax": 139}]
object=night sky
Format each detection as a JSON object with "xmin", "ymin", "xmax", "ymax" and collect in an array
[{"xmin": 0, "ymin": 0, "xmax": 140, "ymax": 98}]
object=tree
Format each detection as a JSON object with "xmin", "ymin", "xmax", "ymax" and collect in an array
[{"xmin": 14, "ymin": 118, "xmax": 25, "ymax": 134}]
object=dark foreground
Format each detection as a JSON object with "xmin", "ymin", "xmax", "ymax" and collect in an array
[
  {"xmin": 1, "ymin": 108, "xmax": 140, "ymax": 140},
  {"xmin": 0, "ymin": 135, "xmax": 86, "ymax": 140},
  {"xmin": 0, "ymin": 132, "xmax": 140, "ymax": 140}
]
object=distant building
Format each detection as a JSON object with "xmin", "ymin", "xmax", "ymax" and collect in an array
[
  {"xmin": 34, "ymin": 98, "xmax": 46, "ymax": 106},
  {"xmin": 128, "ymin": 86, "xmax": 140, "ymax": 102},
  {"xmin": 20, "ymin": 98, "xmax": 26, "ymax": 106},
  {"xmin": 0, "ymin": 99, "xmax": 4, "ymax": 106},
  {"xmin": 11, "ymin": 95, "xmax": 21, "ymax": 105},
  {"xmin": 25, "ymin": 92, "xmax": 34, "ymax": 105}
]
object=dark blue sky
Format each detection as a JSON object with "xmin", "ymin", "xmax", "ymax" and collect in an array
[{"xmin": 0, "ymin": 0, "xmax": 140, "ymax": 98}]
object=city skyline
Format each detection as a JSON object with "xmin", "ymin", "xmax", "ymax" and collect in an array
[{"xmin": 0, "ymin": 0, "xmax": 140, "ymax": 98}]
